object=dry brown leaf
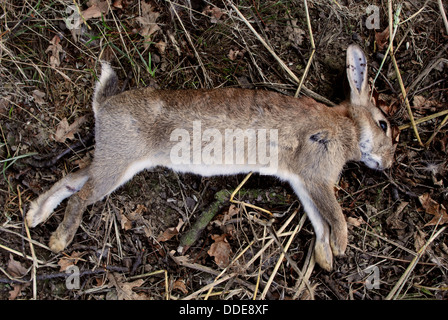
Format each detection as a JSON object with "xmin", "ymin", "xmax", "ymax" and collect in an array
[
  {"xmin": 113, "ymin": 0, "xmax": 123, "ymax": 9},
  {"xmin": 414, "ymin": 227, "xmax": 427, "ymax": 252},
  {"xmin": 7, "ymin": 255, "xmax": 28, "ymax": 278},
  {"xmin": 286, "ymin": 18, "xmax": 305, "ymax": 46},
  {"xmin": 157, "ymin": 226, "xmax": 178, "ymax": 242},
  {"xmin": 226, "ymin": 204, "xmax": 240, "ymax": 217},
  {"xmin": 45, "ymin": 35, "xmax": 64, "ymax": 68},
  {"xmin": 53, "ymin": 116, "xmax": 86, "ymax": 142},
  {"xmin": 120, "ymin": 211, "xmax": 133, "ymax": 231},
  {"xmin": 127, "ymin": 204, "xmax": 147, "ymax": 220},
  {"xmin": 386, "ymin": 201, "xmax": 408, "ymax": 230},
  {"xmin": 9, "ymin": 284, "xmax": 25, "ymax": 300},
  {"xmin": 124, "ymin": 204, "xmax": 153, "ymax": 237},
  {"xmin": 57, "ymin": 251, "xmax": 84, "ymax": 272},
  {"xmin": 440, "ymin": 135, "xmax": 448, "ymax": 154},
  {"xmin": 82, "ymin": 0, "xmax": 110, "ymax": 20},
  {"xmin": 136, "ymin": 2, "xmax": 160, "ymax": 49},
  {"xmin": 203, "ymin": 5, "xmax": 225, "ymax": 23},
  {"xmin": 228, "ymin": 49, "xmax": 241, "ymax": 61},
  {"xmin": 157, "ymin": 219, "xmax": 184, "ymax": 242},
  {"xmin": 68, "ymin": 1, "xmax": 110, "ymax": 42},
  {"xmin": 412, "ymin": 95, "xmax": 442, "ymax": 115},
  {"xmin": 107, "ymin": 273, "xmax": 146, "ymax": 300},
  {"xmin": 32, "ymin": 89, "xmax": 46, "ymax": 106},
  {"xmin": 375, "ymin": 26, "xmax": 389, "ymax": 51},
  {"xmin": 7, "ymin": 255, "xmax": 30, "ymax": 300},
  {"xmin": 155, "ymin": 40, "xmax": 167, "ymax": 54},
  {"xmin": 173, "ymin": 279, "xmax": 188, "ymax": 294},
  {"xmin": 347, "ymin": 216, "xmax": 365, "ymax": 227},
  {"xmin": 208, "ymin": 234, "xmax": 231, "ymax": 268},
  {"xmin": 419, "ymin": 193, "xmax": 448, "ymax": 226}
]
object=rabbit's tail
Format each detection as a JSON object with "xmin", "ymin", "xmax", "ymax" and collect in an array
[{"xmin": 92, "ymin": 61, "xmax": 118, "ymax": 113}]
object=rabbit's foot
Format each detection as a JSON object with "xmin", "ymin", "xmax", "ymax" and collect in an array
[
  {"xmin": 26, "ymin": 201, "xmax": 47, "ymax": 228},
  {"xmin": 330, "ymin": 224, "xmax": 347, "ymax": 257},
  {"xmin": 49, "ymin": 230, "xmax": 69, "ymax": 253},
  {"xmin": 314, "ymin": 240, "xmax": 333, "ymax": 271},
  {"xmin": 26, "ymin": 195, "xmax": 58, "ymax": 228}
]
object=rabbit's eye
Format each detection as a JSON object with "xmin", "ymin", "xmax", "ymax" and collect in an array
[{"xmin": 379, "ymin": 120, "xmax": 388, "ymax": 132}]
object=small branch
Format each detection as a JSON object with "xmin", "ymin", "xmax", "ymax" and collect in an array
[
  {"xmin": 386, "ymin": 225, "xmax": 447, "ymax": 300},
  {"xmin": 168, "ymin": 0, "xmax": 213, "ymax": 87},
  {"xmin": 437, "ymin": 0, "xmax": 448, "ymax": 35},
  {"xmin": 229, "ymin": 1, "xmax": 335, "ymax": 106},
  {"xmin": 177, "ymin": 189, "xmax": 229, "ymax": 253},
  {"xmin": 398, "ymin": 109, "xmax": 448, "ymax": 131},
  {"xmin": 424, "ymin": 113, "xmax": 448, "ymax": 147},
  {"xmin": 388, "ymin": 1, "xmax": 423, "ymax": 146},
  {"xmin": 294, "ymin": 0, "xmax": 315, "ymax": 97},
  {"xmin": 0, "ymin": 266, "xmax": 129, "ymax": 284}
]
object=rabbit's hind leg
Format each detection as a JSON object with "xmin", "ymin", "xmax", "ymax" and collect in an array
[
  {"xmin": 48, "ymin": 158, "xmax": 153, "ymax": 252},
  {"xmin": 26, "ymin": 168, "xmax": 89, "ymax": 228}
]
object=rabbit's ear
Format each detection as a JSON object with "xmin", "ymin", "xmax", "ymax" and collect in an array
[{"xmin": 346, "ymin": 44, "xmax": 370, "ymax": 106}]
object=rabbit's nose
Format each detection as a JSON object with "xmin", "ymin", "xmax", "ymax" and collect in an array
[{"xmin": 361, "ymin": 153, "xmax": 382, "ymax": 170}]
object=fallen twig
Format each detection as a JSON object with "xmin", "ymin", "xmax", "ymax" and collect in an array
[
  {"xmin": 386, "ymin": 225, "xmax": 447, "ymax": 300},
  {"xmin": 437, "ymin": 0, "xmax": 448, "ymax": 35},
  {"xmin": 387, "ymin": 1, "xmax": 422, "ymax": 146},
  {"xmin": 20, "ymin": 186, "xmax": 38, "ymax": 299},
  {"xmin": 0, "ymin": 266, "xmax": 129, "ymax": 284},
  {"xmin": 292, "ymin": 237, "xmax": 316, "ymax": 300},
  {"xmin": 260, "ymin": 213, "xmax": 308, "ymax": 300},
  {"xmin": 169, "ymin": 251, "xmax": 257, "ymax": 297},
  {"xmin": 178, "ymin": 189, "xmax": 229, "ymax": 253},
  {"xmin": 398, "ymin": 109, "xmax": 448, "ymax": 131},
  {"xmin": 204, "ymin": 240, "xmax": 255, "ymax": 300},
  {"xmin": 168, "ymin": 0, "xmax": 213, "ymax": 87},
  {"xmin": 294, "ymin": 0, "xmax": 315, "ymax": 97},
  {"xmin": 228, "ymin": 1, "xmax": 335, "ymax": 106}
]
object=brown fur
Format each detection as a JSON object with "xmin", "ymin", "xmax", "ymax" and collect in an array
[{"xmin": 27, "ymin": 45, "xmax": 397, "ymax": 271}]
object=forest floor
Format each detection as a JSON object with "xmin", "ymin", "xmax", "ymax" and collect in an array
[{"xmin": 0, "ymin": 0, "xmax": 447, "ymax": 300}]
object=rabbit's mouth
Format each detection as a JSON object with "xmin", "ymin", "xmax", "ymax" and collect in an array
[{"xmin": 361, "ymin": 153, "xmax": 383, "ymax": 170}]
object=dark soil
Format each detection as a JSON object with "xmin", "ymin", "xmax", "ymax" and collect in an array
[{"xmin": 0, "ymin": 0, "xmax": 447, "ymax": 300}]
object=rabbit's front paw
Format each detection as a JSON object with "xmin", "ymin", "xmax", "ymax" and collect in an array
[
  {"xmin": 314, "ymin": 240, "xmax": 333, "ymax": 271},
  {"xmin": 330, "ymin": 223, "xmax": 347, "ymax": 257},
  {"xmin": 49, "ymin": 231, "xmax": 68, "ymax": 253}
]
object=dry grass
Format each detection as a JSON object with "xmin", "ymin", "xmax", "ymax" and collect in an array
[{"xmin": 0, "ymin": 0, "xmax": 447, "ymax": 300}]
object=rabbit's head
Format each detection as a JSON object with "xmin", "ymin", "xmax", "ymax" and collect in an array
[{"xmin": 346, "ymin": 44, "xmax": 399, "ymax": 170}]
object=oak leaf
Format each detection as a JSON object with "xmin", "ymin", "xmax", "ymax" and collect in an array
[
  {"xmin": 7, "ymin": 255, "xmax": 30, "ymax": 300},
  {"xmin": 375, "ymin": 26, "xmax": 389, "ymax": 51},
  {"xmin": 136, "ymin": 2, "xmax": 160, "ymax": 49},
  {"xmin": 57, "ymin": 251, "xmax": 84, "ymax": 272},
  {"xmin": 82, "ymin": 0, "xmax": 110, "ymax": 20},
  {"xmin": 208, "ymin": 234, "xmax": 232, "ymax": 268},
  {"xmin": 173, "ymin": 279, "xmax": 188, "ymax": 294},
  {"xmin": 419, "ymin": 193, "xmax": 448, "ymax": 226},
  {"xmin": 157, "ymin": 219, "xmax": 184, "ymax": 242},
  {"xmin": 45, "ymin": 35, "xmax": 64, "ymax": 68},
  {"xmin": 107, "ymin": 273, "xmax": 146, "ymax": 300},
  {"xmin": 53, "ymin": 116, "xmax": 86, "ymax": 142}
]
